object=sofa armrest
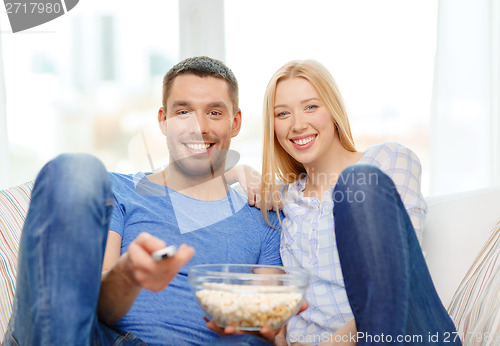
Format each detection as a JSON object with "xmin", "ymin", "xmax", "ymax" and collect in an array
[{"xmin": 423, "ymin": 187, "xmax": 500, "ymax": 308}]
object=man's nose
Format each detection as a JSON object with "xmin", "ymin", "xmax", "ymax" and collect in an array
[{"xmin": 188, "ymin": 112, "xmax": 209, "ymax": 135}]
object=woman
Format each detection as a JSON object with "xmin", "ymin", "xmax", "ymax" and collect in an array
[{"xmin": 256, "ymin": 60, "xmax": 460, "ymax": 345}]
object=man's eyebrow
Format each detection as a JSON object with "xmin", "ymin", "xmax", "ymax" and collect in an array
[
  {"xmin": 206, "ymin": 102, "xmax": 228, "ymax": 109},
  {"xmin": 171, "ymin": 100, "xmax": 191, "ymax": 108}
]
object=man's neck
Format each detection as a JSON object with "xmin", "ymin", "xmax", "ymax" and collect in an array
[{"xmin": 147, "ymin": 168, "xmax": 229, "ymax": 201}]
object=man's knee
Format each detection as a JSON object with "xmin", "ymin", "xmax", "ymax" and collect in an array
[{"xmin": 36, "ymin": 153, "xmax": 110, "ymax": 206}]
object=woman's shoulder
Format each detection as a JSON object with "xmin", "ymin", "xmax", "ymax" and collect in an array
[{"xmin": 360, "ymin": 142, "xmax": 420, "ymax": 165}]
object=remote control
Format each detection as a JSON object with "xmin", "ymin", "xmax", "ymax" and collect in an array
[{"xmin": 152, "ymin": 245, "xmax": 178, "ymax": 261}]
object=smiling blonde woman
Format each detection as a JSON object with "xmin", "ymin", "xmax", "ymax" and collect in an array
[{"xmin": 258, "ymin": 60, "xmax": 461, "ymax": 346}]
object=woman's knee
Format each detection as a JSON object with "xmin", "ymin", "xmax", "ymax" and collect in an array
[{"xmin": 334, "ymin": 165, "xmax": 394, "ymax": 198}]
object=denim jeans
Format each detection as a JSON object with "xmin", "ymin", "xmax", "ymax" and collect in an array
[
  {"xmin": 333, "ymin": 165, "xmax": 461, "ymax": 345},
  {"xmin": 3, "ymin": 154, "xmax": 145, "ymax": 345}
]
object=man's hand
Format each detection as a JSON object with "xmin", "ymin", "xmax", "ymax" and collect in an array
[
  {"xmin": 126, "ymin": 232, "xmax": 195, "ymax": 292},
  {"xmin": 205, "ymin": 301, "xmax": 308, "ymax": 345},
  {"xmin": 98, "ymin": 232, "xmax": 194, "ymax": 325}
]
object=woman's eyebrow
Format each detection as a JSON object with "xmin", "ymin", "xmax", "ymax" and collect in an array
[
  {"xmin": 274, "ymin": 98, "xmax": 320, "ymax": 109},
  {"xmin": 300, "ymin": 97, "xmax": 320, "ymax": 104}
]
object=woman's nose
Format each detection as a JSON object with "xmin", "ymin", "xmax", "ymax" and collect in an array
[{"xmin": 292, "ymin": 112, "xmax": 307, "ymax": 132}]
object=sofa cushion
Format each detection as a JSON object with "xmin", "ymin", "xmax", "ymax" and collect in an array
[
  {"xmin": 448, "ymin": 222, "xmax": 499, "ymax": 344},
  {"xmin": 0, "ymin": 181, "xmax": 33, "ymax": 338}
]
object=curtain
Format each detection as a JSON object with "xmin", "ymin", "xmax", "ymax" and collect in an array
[
  {"xmin": 0, "ymin": 14, "xmax": 9, "ymax": 189},
  {"xmin": 179, "ymin": 0, "xmax": 225, "ymax": 61},
  {"xmin": 430, "ymin": 0, "xmax": 500, "ymax": 195}
]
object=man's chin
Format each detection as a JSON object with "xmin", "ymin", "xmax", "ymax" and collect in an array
[{"xmin": 171, "ymin": 160, "xmax": 218, "ymax": 178}]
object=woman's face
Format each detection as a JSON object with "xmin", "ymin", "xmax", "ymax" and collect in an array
[{"xmin": 273, "ymin": 77, "xmax": 339, "ymax": 167}]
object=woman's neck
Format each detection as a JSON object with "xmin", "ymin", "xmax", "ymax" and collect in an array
[{"xmin": 303, "ymin": 147, "xmax": 364, "ymax": 200}]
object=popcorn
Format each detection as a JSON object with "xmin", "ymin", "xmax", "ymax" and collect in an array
[{"xmin": 195, "ymin": 282, "xmax": 303, "ymax": 329}]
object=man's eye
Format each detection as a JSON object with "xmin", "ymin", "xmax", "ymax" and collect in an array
[
  {"xmin": 176, "ymin": 110, "xmax": 191, "ymax": 117},
  {"xmin": 208, "ymin": 111, "xmax": 222, "ymax": 117}
]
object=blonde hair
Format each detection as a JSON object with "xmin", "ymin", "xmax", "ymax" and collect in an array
[{"xmin": 261, "ymin": 60, "xmax": 356, "ymax": 225}]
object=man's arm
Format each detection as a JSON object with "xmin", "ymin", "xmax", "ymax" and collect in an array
[{"xmin": 97, "ymin": 231, "xmax": 194, "ymax": 325}]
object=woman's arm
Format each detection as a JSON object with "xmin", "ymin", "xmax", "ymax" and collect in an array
[
  {"xmin": 225, "ymin": 164, "xmax": 282, "ymax": 210},
  {"xmin": 289, "ymin": 319, "xmax": 357, "ymax": 346}
]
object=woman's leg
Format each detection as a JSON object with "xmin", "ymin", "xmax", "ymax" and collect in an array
[
  {"xmin": 3, "ymin": 154, "xmax": 140, "ymax": 345},
  {"xmin": 333, "ymin": 165, "xmax": 460, "ymax": 345}
]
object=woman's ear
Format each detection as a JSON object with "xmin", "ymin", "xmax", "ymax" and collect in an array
[{"xmin": 158, "ymin": 107, "xmax": 167, "ymax": 135}]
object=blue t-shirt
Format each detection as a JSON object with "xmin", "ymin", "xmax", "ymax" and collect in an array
[{"xmin": 108, "ymin": 172, "xmax": 282, "ymax": 346}]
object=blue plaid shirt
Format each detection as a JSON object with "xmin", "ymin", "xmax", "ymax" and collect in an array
[{"xmin": 281, "ymin": 142, "xmax": 427, "ymax": 344}]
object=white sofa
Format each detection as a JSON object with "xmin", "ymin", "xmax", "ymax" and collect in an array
[
  {"xmin": 1, "ymin": 183, "xmax": 499, "ymax": 342},
  {"xmin": 423, "ymin": 187, "xmax": 500, "ymax": 308}
]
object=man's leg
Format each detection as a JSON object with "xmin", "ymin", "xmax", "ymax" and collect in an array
[
  {"xmin": 3, "ymin": 154, "xmax": 136, "ymax": 345},
  {"xmin": 333, "ymin": 165, "xmax": 460, "ymax": 345}
]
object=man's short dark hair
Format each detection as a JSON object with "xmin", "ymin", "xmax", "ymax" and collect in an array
[{"xmin": 162, "ymin": 56, "xmax": 239, "ymax": 113}]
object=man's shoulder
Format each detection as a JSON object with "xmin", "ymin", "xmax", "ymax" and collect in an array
[
  {"xmin": 108, "ymin": 171, "xmax": 134, "ymax": 183},
  {"xmin": 233, "ymin": 202, "xmax": 282, "ymax": 232},
  {"xmin": 108, "ymin": 172, "xmax": 159, "ymax": 197}
]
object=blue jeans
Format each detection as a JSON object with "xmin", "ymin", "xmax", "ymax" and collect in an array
[
  {"xmin": 3, "ymin": 154, "xmax": 145, "ymax": 345},
  {"xmin": 333, "ymin": 165, "xmax": 461, "ymax": 345}
]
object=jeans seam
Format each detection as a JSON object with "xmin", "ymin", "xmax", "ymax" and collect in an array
[
  {"xmin": 6, "ymin": 328, "xmax": 20, "ymax": 345},
  {"xmin": 39, "ymin": 162, "xmax": 51, "ymax": 342}
]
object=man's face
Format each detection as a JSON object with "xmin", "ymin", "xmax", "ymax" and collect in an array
[{"xmin": 160, "ymin": 74, "xmax": 241, "ymax": 178}]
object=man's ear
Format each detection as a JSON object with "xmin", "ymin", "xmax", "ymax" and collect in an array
[
  {"xmin": 158, "ymin": 107, "xmax": 167, "ymax": 136},
  {"xmin": 231, "ymin": 109, "xmax": 242, "ymax": 138}
]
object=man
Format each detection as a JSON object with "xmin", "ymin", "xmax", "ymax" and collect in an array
[{"xmin": 4, "ymin": 56, "xmax": 282, "ymax": 345}]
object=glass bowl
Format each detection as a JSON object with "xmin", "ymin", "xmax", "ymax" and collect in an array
[{"xmin": 188, "ymin": 264, "xmax": 310, "ymax": 331}]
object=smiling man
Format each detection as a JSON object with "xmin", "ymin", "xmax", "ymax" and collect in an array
[{"xmin": 4, "ymin": 57, "xmax": 281, "ymax": 346}]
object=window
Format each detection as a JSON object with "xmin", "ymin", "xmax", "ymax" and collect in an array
[
  {"xmin": 225, "ymin": 0, "xmax": 437, "ymax": 193},
  {"xmin": 1, "ymin": 0, "xmax": 179, "ymax": 187}
]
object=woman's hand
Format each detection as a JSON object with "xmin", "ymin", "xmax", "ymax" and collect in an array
[
  {"xmin": 224, "ymin": 164, "xmax": 282, "ymax": 210},
  {"xmin": 224, "ymin": 165, "xmax": 272, "ymax": 210}
]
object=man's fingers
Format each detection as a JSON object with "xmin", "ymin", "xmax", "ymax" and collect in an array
[
  {"xmin": 127, "ymin": 233, "xmax": 195, "ymax": 292},
  {"xmin": 135, "ymin": 232, "xmax": 167, "ymax": 252},
  {"xmin": 170, "ymin": 244, "xmax": 195, "ymax": 267}
]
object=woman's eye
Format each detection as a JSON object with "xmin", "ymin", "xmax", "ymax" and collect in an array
[
  {"xmin": 275, "ymin": 111, "xmax": 289, "ymax": 118},
  {"xmin": 305, "ymin": 105, "xmax": 318, "ymax": 111}
]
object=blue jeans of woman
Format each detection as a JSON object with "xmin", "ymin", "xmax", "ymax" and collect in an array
[
  {"xmin": 333, "ymin": 165, "xmax": 461, "ymax": 345},
  {"xmin": 3, "ymin": 154, "xmax": 146, "ymax": 345}
]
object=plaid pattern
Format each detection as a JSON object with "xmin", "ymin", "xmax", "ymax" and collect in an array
[{"xmin": 281, "ymin": 142, "xmax": 427, "ymax": 344}]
